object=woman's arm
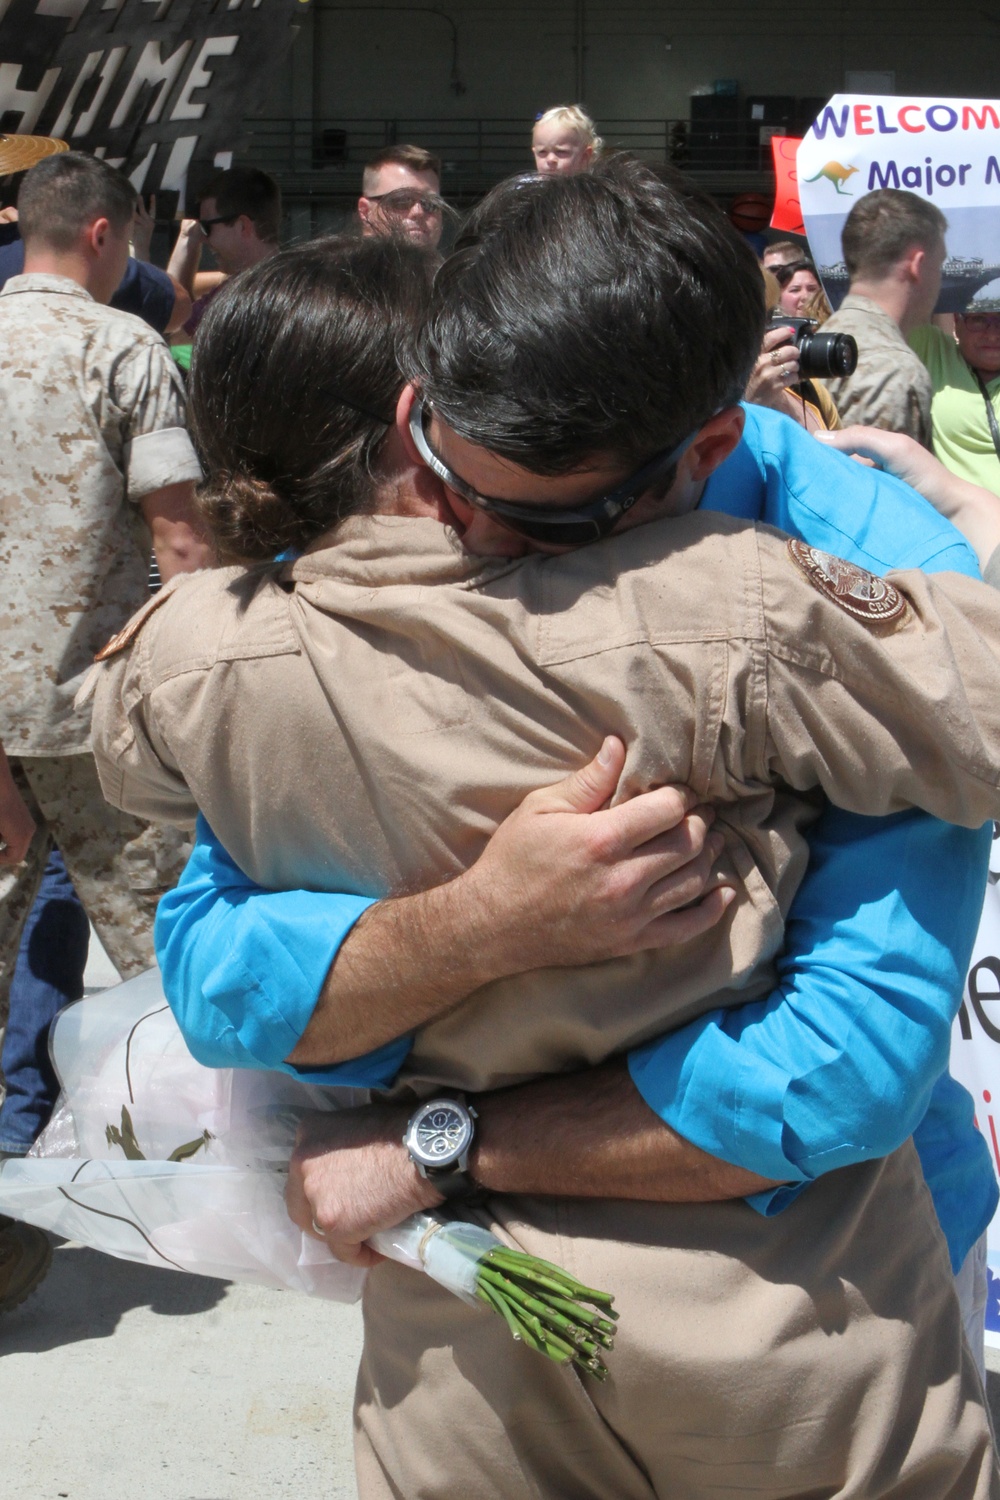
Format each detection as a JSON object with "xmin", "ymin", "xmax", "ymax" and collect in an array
[
  {"xmin": 815, "ymin": 425, "xmax": 1000, "ymax": 571},
  {"xmin": 157, "ymin": 739, "xmax": 734, "ymax": 1073},
  {"xmin": 628, "ymin": 808, "xmax": 988, "ymax": 1199}
]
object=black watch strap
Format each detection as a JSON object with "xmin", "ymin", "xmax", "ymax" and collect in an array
[{"xmin": 428, "ymin": 1164, "xmax": 481, "ymax": 1200}]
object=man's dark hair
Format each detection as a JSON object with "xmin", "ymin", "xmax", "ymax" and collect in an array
[
  {"xmin": 842, "ymin": 189, "xmax": 947, "ymax": 281},
  {"xmin": 18, "ymin": 152, "xmax": 135, "ymax": 251},
  {"xmin": 362, "ymin": 144, "xmax": 442, "ymax": 193},
  {"xmin": 198, "ymin": 166, "xmax": 282, "ymax": 243},
  {"xmin": 410, "ymin": 156, "xmax": 764, "ymax": 474},
  {"xmin": 190, "ymin": 236, "xmax": 433, "ymax": 560}
]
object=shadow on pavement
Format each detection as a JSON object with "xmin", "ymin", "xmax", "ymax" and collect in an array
[{"xmin": 0, "ymin": 1240, "xmax": 228, "ymax": 1354}]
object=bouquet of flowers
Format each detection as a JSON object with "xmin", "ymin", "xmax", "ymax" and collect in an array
[
  {"xmin": 371, "ymin": 1214, "xmax": 617, "ymax": 1378},
  {"xmin": 0, "ymin": 971, "xmax": 616, "ymax": 1378}
]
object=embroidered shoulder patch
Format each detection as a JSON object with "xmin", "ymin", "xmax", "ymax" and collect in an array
[
  {"xmin": 787, "ymin": 538, "xmax": 907, "ymax": 625},
  {"xmin": 93, "ymin": 588, "xmax": 174, "ymax": 662}
]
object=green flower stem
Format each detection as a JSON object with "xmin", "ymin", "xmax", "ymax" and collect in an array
[
  {"xmin": 477, "ymin": 1282, "xmax": 541, "ymax": 1349},
  {"xmin": 532, "ymin": 1289, "xmax": 617, "ymax": 1339},
  {"xmin": 466, "ymin": 1242, "xmax": 616, "ymax": 1379},
  {"xmin": 479, "ymin": 1266, "xmax": 590, "ymax": 1338},
  {"xmin": 478, "ymin": 1266, "xmax": 591, "ymax": 1341},
  {"xmin": 484, "ymin": 1250, "xmax": 618, "ymax": 1313},
  {"xmin": 478, "ymin": 1282, "xmax": 582, "ymax": 1371},
  {"xmin": 478, "ymin": 1267, "xmax": 611, "ymax": 1373}
]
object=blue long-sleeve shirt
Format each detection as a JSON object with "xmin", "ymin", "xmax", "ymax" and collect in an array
[{"xmin": 155, "ymin": 405, "xmax": 998, "ymax": 1272}]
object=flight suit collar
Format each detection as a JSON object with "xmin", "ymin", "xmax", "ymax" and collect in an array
[{"xmin": 290, "ymin": 514, "xmax": 523, "ymax": 592}]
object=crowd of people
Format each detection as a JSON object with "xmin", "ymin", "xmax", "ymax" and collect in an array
[{"xmin": 3, "ymin": 105, "xmax": 1000, "ymax": 1500}]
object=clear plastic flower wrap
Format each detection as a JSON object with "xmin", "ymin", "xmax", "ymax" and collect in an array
[{"xmin": 0, "ymin": 971, "xmax": 616, "ymax": 1374}]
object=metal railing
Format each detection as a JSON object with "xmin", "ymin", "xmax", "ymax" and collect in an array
[{"xmin": 242, "ymin": 115, "xmax": 779, "ymax": 188}]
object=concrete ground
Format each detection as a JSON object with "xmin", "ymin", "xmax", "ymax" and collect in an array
[
  {"xmin": 1, "ymin": 1247, "xmax": 363, "ymax": 1500},
  {"xmin": 2, "ymin": 931, "xmax": 363, "ymax": 1500}
]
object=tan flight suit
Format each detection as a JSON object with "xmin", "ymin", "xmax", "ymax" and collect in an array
[{"xmin": 90, "ymin": 511, "xmax": 1000, "ymax": 1500}]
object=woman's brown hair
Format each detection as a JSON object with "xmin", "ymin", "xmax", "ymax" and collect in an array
[{"xmin": 189, "ymin": 234, "xmax": 434, "ymax": 561}]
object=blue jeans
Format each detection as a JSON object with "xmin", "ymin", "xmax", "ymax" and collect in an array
[{"xmin": 0, "ymin": 849, "xmax": 89, "ymax": 1154}]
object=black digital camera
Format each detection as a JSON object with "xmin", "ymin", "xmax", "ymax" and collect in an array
[{"xmin": 769, "ymin": 313, "xmax": 858, "ymax": 380}]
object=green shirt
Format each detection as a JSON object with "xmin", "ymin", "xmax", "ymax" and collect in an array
[{"xmin": 909, "ymin": 324, "xmax": 1000, "ymax": 496}]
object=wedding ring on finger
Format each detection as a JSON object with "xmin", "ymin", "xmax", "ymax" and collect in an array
[{"xmin": 312, "ymin": 1217, "xmax": 325, "ymax": 1237}]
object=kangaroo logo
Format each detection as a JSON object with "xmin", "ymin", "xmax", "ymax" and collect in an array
[{"xmin": 805, "ymin": 161, "xmax": 859, "ymax": 196}]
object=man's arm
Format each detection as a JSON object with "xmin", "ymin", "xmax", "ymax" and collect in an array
[
  {"xmin": 118, "ymin": 336, "xmax": 210, "ymax": 578},
  {"xmin": 140, "ymin": 481, "xmax": 215, "ymax": 581},
  {"xmin": 166, "ymin": 219, "xmax": 205, "ymax": 298},
  {"xmin": 289, "ymin": 738, "xmax": 731, "ymax": 1064},
  {"xmin": 287, "ymin": 1061, "xmax": 775, "ymax": 1267},
  {"xmin": 165, "ymin": 277, "xmax": 193, "ymax": 335}
]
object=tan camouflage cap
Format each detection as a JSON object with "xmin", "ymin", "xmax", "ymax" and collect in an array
[{"xmin": 0, "ymin": 134, "xmax": 69, "ymax": 176}]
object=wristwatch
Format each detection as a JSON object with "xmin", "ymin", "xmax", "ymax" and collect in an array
[{"xmin": 403, "ymin": 1095, "xmax": 479, "ymax": 1199}]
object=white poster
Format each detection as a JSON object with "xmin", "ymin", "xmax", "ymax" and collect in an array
[
  {"xmin": 950, "ymin": 824, "xmax": 1000, "ymax": 1347},
  {"xmin": 798, "ymin": 95, "xmax": 1000, "ymax": 312}
]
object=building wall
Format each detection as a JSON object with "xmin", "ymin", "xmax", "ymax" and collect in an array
[{"xmin": 262, "ymin": 0, "xmax": 1000, "ymax": 130}]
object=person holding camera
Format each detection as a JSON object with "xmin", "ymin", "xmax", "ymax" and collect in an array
[
  {"xmin": 744, "ymin": 268, "xmax": 849, "ymax": 430},
  {"xmin": 818, "ymin": 189, "xmax": 946, "ymax": 444}
]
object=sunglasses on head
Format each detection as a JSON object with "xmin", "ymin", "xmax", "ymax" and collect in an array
[{"xmin": 408, "ymin": 393, "xmax": 702, "ymax": 547}]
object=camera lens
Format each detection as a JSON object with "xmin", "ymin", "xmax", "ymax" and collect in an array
[{"xmin": 798, "ymin": 331, "xmax": 858, "ymax": 380}]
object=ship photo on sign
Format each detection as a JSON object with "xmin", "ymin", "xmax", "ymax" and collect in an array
[{"xmin": 798, "ymin": 95, "xmax": 1000, "ymax": 312}]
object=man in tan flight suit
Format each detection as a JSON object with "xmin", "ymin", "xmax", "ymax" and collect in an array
[{"xmin": 90, "ymin": 165, "xmax": 1000, "ymax": 1500}]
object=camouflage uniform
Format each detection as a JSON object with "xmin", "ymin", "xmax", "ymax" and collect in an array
[
  {"xmin": 0, "ymin": 757, "xmax": 190, "ymax": 1016},
  {"xmin": 0, "ymin": 273, "xmax": 200, "ymax": 1021},
  {"xmin": 820, "ymin": 294, "xmax": 934, "ymax": 445}
]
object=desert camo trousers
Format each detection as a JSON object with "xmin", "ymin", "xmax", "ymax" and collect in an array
[{"xmin": 0, "ymin": 753, "xmax": 190, "ymax": 1029}]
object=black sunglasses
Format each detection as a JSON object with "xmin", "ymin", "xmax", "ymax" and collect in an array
[
  {"xmin": 198, "ymin": 214, "xmax": 237, "ymax": 235},
  {"xmin": 408, "ymin": 393, "xmax": 701, "ymax": 546},
  {"xmin": 366, "ymin": 189, "xmax": 446, "ymax": 215}
]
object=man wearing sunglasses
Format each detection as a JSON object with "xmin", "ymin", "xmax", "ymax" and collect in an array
[
  {"xmin": 94, "ymin": 163, "xmax": 999, "ymax": 1498},
  {"xmin": 166, "ymin": 166, "xmax": 282, "ymax": 343},
  {"xmin": 357, "ymin": 144, "xmax": 445, "ymax": 251}
]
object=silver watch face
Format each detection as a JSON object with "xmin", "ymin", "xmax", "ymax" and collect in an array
[{"xmin": 406, "ymin": 1099, "xmax": 473, "ymax": 1171}]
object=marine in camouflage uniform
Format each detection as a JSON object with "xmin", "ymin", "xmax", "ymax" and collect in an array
[{"xmin": 0, "ymin": 271, "xmax": 202, "ymax": 1028}]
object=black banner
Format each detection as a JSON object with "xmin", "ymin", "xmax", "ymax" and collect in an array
[{"xmin": 0, "ymin": 0, "xmax": 307, "ymax": 202}]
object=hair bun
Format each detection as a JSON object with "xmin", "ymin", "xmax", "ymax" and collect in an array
[{"xmin": 196, "ymin": 471, "xmax": 304, "ymax": 562}]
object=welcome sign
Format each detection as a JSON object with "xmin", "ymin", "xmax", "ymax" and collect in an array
[
  {"xmin": 798, "ymin": 95, "xmax": 1000, "ymax": 312},
  {"xmin": 950, "ymin": 829, "xmax": 1000, "ymax": 1349}
]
